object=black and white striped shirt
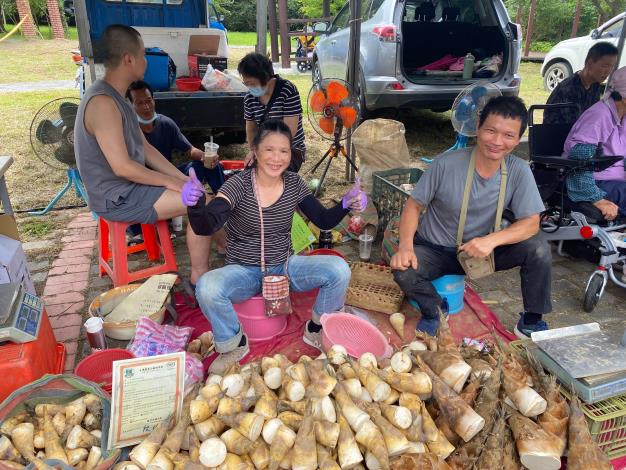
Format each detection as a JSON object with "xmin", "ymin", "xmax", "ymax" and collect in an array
[
  {"xmin": 219, "ymin": 169, "xmax": 310, "ymax": 266},
  {"xmin": 243, "ymin": 77, "xmax": 306, "ymax": 151}
]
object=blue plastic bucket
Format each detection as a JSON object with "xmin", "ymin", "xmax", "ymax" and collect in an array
[{"xmin": 408, "ymin": 274, "xmax": 466, "ymax": 315}]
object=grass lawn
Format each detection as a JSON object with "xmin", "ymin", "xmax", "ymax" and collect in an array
[
  {"xmin": 0, "ymin": 38, "xmax": 78, "ymax": 84},
  {"xmin": 0, "ymin": 24, "xmax": 78, "ymax": 41}
]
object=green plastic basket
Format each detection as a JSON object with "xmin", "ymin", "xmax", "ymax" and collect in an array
[
  {"xmin": 511, "ymin": 339, "xmax": 626, "ymax": 458},
  {"xmin": 372, "ymin": 168, "xmax": 423, "ymax": 233}
]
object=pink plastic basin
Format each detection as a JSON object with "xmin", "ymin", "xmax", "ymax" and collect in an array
[
  {"xmin": 320, "ymin": 313, "xmax": 392, "ymax": 358},
  {"xmin": 234, "ymin": 295, "xmax": 288, "ymax": 343}
]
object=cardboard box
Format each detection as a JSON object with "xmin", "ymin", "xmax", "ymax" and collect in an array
[
  {"xmin": 187, "ymin": 35, "xmax": 228, "ymax": 78},
  {"xmin": 0, "ymin": 235, "xmax": 35, "ymax": 295},
  {"xmin": 0, "ymin": 215, "xmax": 20, "ymax": 241}
]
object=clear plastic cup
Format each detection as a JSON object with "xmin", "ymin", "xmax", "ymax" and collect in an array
[
  {"xmin": 171, "ymin": 216, "xmax": 183, "ymax": 232},
  {"xmin": 204, "ymin": 142, "xmax": 219, "ymax": 168},
  {"xmin": 358, "ymin": 233, "xmax": 374, "ymax": 261}
]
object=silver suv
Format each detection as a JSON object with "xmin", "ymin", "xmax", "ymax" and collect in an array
[{"xmin": 313, "ymin": 0, "xmax": 522, "ymax": 112}]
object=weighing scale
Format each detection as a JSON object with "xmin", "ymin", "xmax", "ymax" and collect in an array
[
  {"xmin": 529, "ymin": 323, "xmax": 626, "ymax": 403},
  {"xmin": 0, "ymin": 283, "xmax": 44, "ymax": 343}
]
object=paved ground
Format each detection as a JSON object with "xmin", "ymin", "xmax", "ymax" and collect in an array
[{"xmin": 28, "ymin": 209, "xmax": 626, "ymax": 371}]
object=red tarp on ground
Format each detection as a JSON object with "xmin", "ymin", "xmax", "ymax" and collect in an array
[{"xmin": 174, "ymin": 285, "xmax": 516, "ymax": 372}]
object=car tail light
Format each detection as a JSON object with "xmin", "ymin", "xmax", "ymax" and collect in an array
[
  {"xmin": 580, "ymin": 226, "xmax": 594, "ymax": 239},
  {"xmin": 508, "ymin": 78, "xmax": 520, "ymax": 87},
  {"xmin": 372, "ymin": 25, "xmax": 396, "ymax": 42},
  {"xmin": 387, "ymin": 82, "xmax": 404, "ymax": 90}
]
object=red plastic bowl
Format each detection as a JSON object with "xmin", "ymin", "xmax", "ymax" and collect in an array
[
  {"xmin": 176, "ymin": 77, "xmax": 202, "ymax": 92},
  {"xmin": 305, "ymin": 248, "xmax": 346, "ymax": 260},
  {"xmin": 74, "ymin": 349, "xmax": 135, "ymax": 393},
  {"xmin": 221, "ymin": 160, "xmax": 246, "ymax": 171}
]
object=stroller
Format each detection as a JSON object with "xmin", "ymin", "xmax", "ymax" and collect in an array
[
  {"xmin": 528, "ymin": 103, "xmax": 626, "ymax": 312},
  {"xmin": 296, "ymin": 26, "xmax": 316, "ymax": 73}
]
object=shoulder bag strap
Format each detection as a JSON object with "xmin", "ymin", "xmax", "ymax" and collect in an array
[
  {"xmin": 456, "ymin": 150, "xmax": 508, "ymax": 247},
  {"xmin": 493, "ymin": 157, "xmax": 508, "ymax": 233},
  {"xmin": 251, "ymin": 170, "xmax": 266, "ymax": 273},
  {"xmin": 260, "ymin": 77, "xmax": 286, "ymax": 124},
  {"xmin": 456, "ymin": 150, "xmax": 476, "ymax": 247}
]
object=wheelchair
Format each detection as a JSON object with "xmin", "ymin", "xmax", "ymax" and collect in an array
[
  {"xmin": 528, "ymin": 103, "xmax": 626, "ymax": 312},
  {"xmin": 295, "ymin": 31, "xmax": 315, "ymax": 73}
]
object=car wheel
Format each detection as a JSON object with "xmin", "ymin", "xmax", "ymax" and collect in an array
[
  {"xmin": 312, "ymin": 60, "xmax": 322, "ymax": 85},
  {"xmin": 543, "ymin": 62, "xmax": 572, "ymax": 92}
]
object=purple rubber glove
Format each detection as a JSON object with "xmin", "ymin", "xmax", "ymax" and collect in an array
[
  {"xmin": 342, "ymin": 178, "xmax": 368, "ymax": 212},
  {"xmin": 181, "ymin": 168, "xmax": 205, "ymax": 207}
]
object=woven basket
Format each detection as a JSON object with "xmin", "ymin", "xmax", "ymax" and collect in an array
[{"xmin": 346, "ymin": 262, "xmax": 404, "ymax": 314}]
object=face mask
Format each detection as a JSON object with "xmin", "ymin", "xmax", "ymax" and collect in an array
[
  {"xmin": 249, "ymin": 86, "xmax": 267, "ymax": 98},
  {"xmin": 137, "ymin": 112, "xmax": 157, "ymax": 125}
]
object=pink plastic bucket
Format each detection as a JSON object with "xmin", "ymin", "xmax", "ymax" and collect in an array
[
  {"xmin": 234, "ymin": 296, "xmax": 288, "ymax": 343},
  {"xmin": 320, "ymin": 313, "xmax": 392, "ymax": 358}
]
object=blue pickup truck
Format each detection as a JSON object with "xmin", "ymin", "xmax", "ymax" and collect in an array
[{"xmin": 74, "ymin": 0, "xmax": 246, "ymax": 138}]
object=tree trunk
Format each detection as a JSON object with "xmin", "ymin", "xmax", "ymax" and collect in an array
[
  {"xmin": 523, "ymin": 0, "xmax": 537, "ymax": 58},
  {"xmin": 571, "ymin": 0, "xmax": 582, "ymax": 38},
  {"xmin": 15, "ymin": 0, "xmax": 37, "ymax": 38},
  {"xmin": 268, "ymin": 0, "xmax": 279, "ymax": 63},
  {"xmin": 0, "ymin": 4, "xmax": 6, "ymax": 33},
  {"xmin": 47, "ymin": 0, "xmax": 65, "ymax": 39},
  {"xmin": 58, "ymin": 0, "xmax": 69, "ymax": 34},
  {"xmin": 514, "ymin": 4, "xmax": 523, "ymax": 24},
  {"xmin": 277, "ymin": 0, "xmax": 290, "ymax": 69}
]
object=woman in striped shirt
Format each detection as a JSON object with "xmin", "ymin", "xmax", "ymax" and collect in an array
[
  {"xmin": 238, "ymin": 52, "xmax": 306, "ymax": 172},
  {"xmin": 183, "ymin": 119, "xmax": 366, "ymax": 374}
]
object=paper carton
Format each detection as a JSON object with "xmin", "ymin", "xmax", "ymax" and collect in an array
[
  {"xmin": 187, "ymin": 35, "xmax": 227, "ymax": 78},
  {"xmin": 0, "ymin": 234, "xmax": 35, "ymax": 294}
]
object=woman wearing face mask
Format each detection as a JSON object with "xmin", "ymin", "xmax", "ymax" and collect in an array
[
  {"xmin": 182, "ymin": 119, "xmax": 366, "ymax": 374},
  {"xmin": 238, "ymin": 53, "xmax": 306, "ymax": 172}
]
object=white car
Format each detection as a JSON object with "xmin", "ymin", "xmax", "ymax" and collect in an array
[{"xmin": 541, "ymin": 13, "xmax": 624, "ymax": 91}]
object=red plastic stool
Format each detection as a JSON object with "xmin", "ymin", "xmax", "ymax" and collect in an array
[{"xmin": 98, "ymin": 218, "xmax": 178, "ymax": 287}]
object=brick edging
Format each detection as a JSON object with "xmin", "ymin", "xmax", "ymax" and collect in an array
[{"xmin": 41, "ymin": 212, "xmax": 98, "ymax": 373}]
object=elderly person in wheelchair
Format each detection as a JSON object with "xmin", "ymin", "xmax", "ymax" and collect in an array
[{"xmin": 565, "ymin": 66, "xmax": 626, "ymax": 221}]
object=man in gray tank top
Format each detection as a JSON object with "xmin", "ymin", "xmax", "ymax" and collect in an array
[
  {"xmin": 390, "ymin": 96, "xmax": 552, "ymax": 339},
  {"xmin": 74, "ymin": 24, "xmax": 212, "ymax": 284}
]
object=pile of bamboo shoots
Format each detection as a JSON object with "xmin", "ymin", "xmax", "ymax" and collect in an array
[
  {"xmin": 0, "ymin": 393, "xmax": 105, "ymax": 470},
  {"xmin": 118, "ymin": 313, "xmax": 612, "ymax": 470}
]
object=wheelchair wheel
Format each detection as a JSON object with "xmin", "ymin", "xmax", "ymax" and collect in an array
[
  {"xmin": 297, "ymin": 61, "xmax": 308, "ymax": 73},
  {"xmin": 583, "ymin": 272, "xmax": 604, "ymax": 313}
]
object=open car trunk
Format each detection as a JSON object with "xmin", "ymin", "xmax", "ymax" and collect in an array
[{"xmin": 401, "ymin": 21, "xmax": 508, "ymax": 84}]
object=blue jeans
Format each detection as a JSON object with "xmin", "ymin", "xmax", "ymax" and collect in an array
[
  {"xmin": 195, "ymin": 255, "xmax": 351, "ymax": 353},
  {"xmin": 597, "ymin": 180, "xmax": 626, "ymax": 216}
]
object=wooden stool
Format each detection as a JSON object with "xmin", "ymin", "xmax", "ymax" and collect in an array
[{"xmin": 98, "ymin": 218, "xmax": 178, "ymax": 287}]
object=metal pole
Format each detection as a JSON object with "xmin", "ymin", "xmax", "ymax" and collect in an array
[
  {"xmin": 74, "ymin": 0, "xmax": 96, "ymax": 84},
  {"xmin": 256, "ymin": 0, "xmax": 268, "ymax": 55},
  {"xmin": 277, "ymin": 0, "xmax": 290, "ymax": 69},
  {"xmin": 345, "ymin": 0, "xmax": 362, "ymax": 182},
  {"xmin": 268, "ymin": 0, "xmax": 279, "ymax": 63}
]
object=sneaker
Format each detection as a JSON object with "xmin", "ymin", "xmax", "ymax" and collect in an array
[
  {"xmin": 514, "ymin": 313, "xmax": 548, "ymax": 339},
  {"xmin": 416, "ymin": 316, "xmax": 440, "ymax": 337},
  {"xmin": 302, "ymin": 320, "xmax": 323, "ymax": 351},
  {"xmin": 208, "ymin": 335, "xmax": 250, "ymax": 375}
]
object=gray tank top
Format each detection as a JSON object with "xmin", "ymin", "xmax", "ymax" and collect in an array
[{"xmin": 74, "ymin": 80, "xmax": 145, "ymax": 213}]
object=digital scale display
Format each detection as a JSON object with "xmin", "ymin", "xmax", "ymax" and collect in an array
[{"xmin": 0, "ymin": 284, "xmax": 44, "ymax": 343}]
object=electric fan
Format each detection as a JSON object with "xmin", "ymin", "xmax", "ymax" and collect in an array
[
  {"xmin": 29, "ymin": 97, "xmax": 88, "ymax": 215},
  {"xmin": 449, "ymin": 80, "xmax": 502, "ymax": 150},
  {"xmin": 307, "ymin": 78, "xmax": 361, "ymax": 196}
]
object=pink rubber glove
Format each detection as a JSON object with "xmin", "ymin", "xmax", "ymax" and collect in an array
[
  {"xmin": 181, "ymin": 168, "xmax": 205, "ymax": 207},
  {"xmin": 342, "ymin": 178, "xmax": 367, "ymax": 212}
]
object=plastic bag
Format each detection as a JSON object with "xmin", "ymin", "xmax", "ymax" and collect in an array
[
  {"xmin": 352, "ymin": 119, "xmax": 411, "ymax": 194},
  {"xmin": 128, "ymin": 317, "xmax": 203, "ymax": 386},
  {"xmin": 201, "ymin": 64, "xmax": 248, "ymax": 92},
  {"xmin": 0, "ymin": 374, "xmax": 120, "ymax": 470}
]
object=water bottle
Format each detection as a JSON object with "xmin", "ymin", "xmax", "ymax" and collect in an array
[{"xmin": 463, "ymin": 53, "xmax": 474, "ymax": 79}]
